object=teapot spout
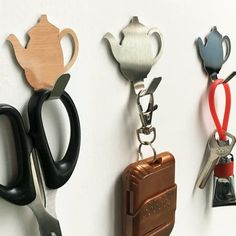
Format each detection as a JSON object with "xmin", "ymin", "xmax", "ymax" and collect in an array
[
  {"xmin": 104, "ymin": 33, "xmax": 121, "ymax": 62},
  {"xmin": 7, "ymin": 34, "xmax": 28, "ymax": 68}
]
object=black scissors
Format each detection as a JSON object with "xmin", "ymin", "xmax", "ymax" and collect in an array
[{"xmin": 0, "ymin": 74, "xmax": 80, "ymax": 236}]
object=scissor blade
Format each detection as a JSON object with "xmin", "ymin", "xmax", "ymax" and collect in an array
[
  {"xmin": 29, "ymin": 151, "xmax": 62, "ymax": 236},
  {"xmin": 35, "ymin": 208, "xmax": 62, "ymax": 236},
  {"xmin": 29, "ymin": 201, "xmax": 62, "ymax": 236},
  {"xmin": 31, "ymin": 150, "xmax": 46, "ymax": 206},
  {"xmin": 31, "ymin": 149, "xmax": 57, "ymax": 218}
]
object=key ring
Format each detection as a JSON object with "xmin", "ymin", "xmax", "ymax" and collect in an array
[
  {"xmin": 208, "ymin": 78, "xmax": 231, "ymax": 141},
  {"xmin": 138, "ymin": 143, "xmax": 157, "ymax": 162}
]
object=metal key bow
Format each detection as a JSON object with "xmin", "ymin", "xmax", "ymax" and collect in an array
[{"xmin": 197, "ymin": 131, "xmax": 236, "ymax": 189}]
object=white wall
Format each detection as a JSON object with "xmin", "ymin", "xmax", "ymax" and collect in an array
[{"xmin": 0, "ymin": 0, "xmax": 235, "ymax": 235}]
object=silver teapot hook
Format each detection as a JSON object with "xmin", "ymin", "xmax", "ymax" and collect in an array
[{"xmin": 104, "ymin": 16, "xmax": 163, "ymax": 95}]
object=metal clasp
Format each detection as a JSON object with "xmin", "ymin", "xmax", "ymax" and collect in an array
[
  {"xmin": 137, "ymin": 91, "xmax": 157, "ymax": 129},
  {"xmin": 136, "ymin": 89, "xmax": 159, "ymax": 161}
]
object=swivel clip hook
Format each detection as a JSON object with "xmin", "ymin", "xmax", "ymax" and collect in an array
[
  {"xmin": 136, "ymin": 86, "xmax": 160, "ymax": 161},
  {"xmin": 137, "ymin": 91, "xmax": 157, "ymax": 132}
]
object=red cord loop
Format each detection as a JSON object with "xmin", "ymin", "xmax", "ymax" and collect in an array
[{"xmin": 208, "ymin": 79, "xmax": 231, "ymax": 141}]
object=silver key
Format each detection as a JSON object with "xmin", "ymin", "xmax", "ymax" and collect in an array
[{"xmin": 197, "ymin": 130, "xmax": 236, "ymax": 189}]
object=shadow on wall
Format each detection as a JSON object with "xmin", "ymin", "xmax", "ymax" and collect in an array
[
  {"xmin": 113, "ymin": 175, "xmax": 123, "ymax": 236},
  {"xmin": 102, "ymin": 24, "xmax": 137, "ymax": 236},
  {"xmin": 198, "ymin": 79, "xmax": 212, "ymax": 140},
  {"xmin": 0, "ymin": 200, "xmax": 39, "ymax": 236},
  {"xmin": 111, "ymin": 87, "xmax": 137, "ymax": 236},
  {"xmin": 192, "ymin": 79, "xmax": 214, "ymax": 212},
  {"xmin": 16, "ymin": 205, "xmax": 40, "ymax": 236},
  {"xmin": 198, "ymin": 79, "xmax": 214, "ymax": 210}
]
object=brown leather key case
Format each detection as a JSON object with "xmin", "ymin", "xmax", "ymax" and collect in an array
[{"xmin": 122, "ymin": 152, "xmax": 177, "ymax": 236}]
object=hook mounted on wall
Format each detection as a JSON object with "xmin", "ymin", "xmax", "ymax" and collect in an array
[
  {"xmin": 2, "ymin": 14, "xmax": 81, "ymax": 236},
  {"xmin": 196, "ymin": 27, "xmax": 236, "ymax": 207},
  {"xmin": 8, "ymin": 14, "xmax": 79, "ymax": 95},
  {"xmin": 104, "ymin": 16, "xmax": 163, "ymax": 160},
  {"xmin": 104, "ymin": 16, "xmax": 163, "ymax": 95},
  {"xmin": 104, "ymin": 16, "xmax": 176, "ymax": 236},
  {"xmin": 196, "ymin": 26, "xmax": 235, "ymax": 82}
]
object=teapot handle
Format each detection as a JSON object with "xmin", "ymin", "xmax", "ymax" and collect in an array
[
  {"xmin": 59, "ymin": 28, "xmax": 79, "ymax": 72},
  {"xmin": 148, "ymin": 28, "xmax": 163, "ymax": 64},
  {"xmin": 222, "ymin": 35, "xmax": 231, "ymax": 63}
]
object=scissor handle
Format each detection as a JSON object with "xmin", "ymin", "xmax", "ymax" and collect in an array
[
  {"xmin": 28, "ymin": 90, "xmax": 81, "ymax": 189},
  {"xmin": 0, "ymin": 105, "xmax": 35, "ymax": 205}
]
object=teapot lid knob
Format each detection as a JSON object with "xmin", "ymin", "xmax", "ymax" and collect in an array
[
  {"xmin": 211, "ymin": 26, "xmax": 217, "ymax": 32},
  {"xmin": 131, "ymin": 16, "xmax": 139, "ymax": 23},
  {"xmin": 40, "ymin": 15, "xmax": 48, "ymax": 23}
]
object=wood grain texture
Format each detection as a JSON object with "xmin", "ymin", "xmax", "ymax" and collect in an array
[{"xmin": 8, "ymin": 15, "xmax": 79, "ymax": 90}]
